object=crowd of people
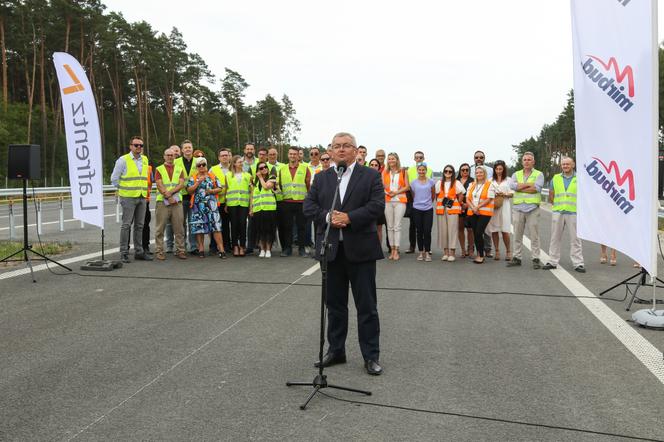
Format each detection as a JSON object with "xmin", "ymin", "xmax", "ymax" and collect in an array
[{"xmin": 111, "ymin": 135, "xmax": 591, "ymax": 273}]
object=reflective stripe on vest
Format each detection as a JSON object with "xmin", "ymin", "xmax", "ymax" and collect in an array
[
  {"xmin": 466, "ymin": 181, "xmax": 494, "ymax": 216},
  {"xmin": 252, "ymin": 186, "xmax": 277, "ymax": 213},
  {"xmin": 435, "ymin": 181, "xmax": 462, "ymax": 215},
  {"xmin": 382, "ymin": 169, "xmax": 407, "ymax": 203},
  {"xmin": 551, "ymin": 174, "xmax": 577, "ymax": 213},
  {"xmin": 280, "ymin": 163, "xmax": 308, "ymax": 201},
  {"xmin": 225, "ymin": 171, "xmax": 252, "ymax": 207},
  {"xmin": 407, "ymin": 165, "xmax": 433, "ymax": 183},
  {"xmin": 155, "ymin": 163, "xmax": 184, "ymax": 202},
  {"xmin": 513, "ymin": 169, "xmax": 542, "ymax": 205},
  {"xmin": 118, "ymin": 153, "xmax": 149, "ymax": 198},
  {"xmin": 209, "ymin": 165, "xmax": 228, "ymax": 204}
]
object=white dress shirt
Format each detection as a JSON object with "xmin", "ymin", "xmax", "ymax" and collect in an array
[{"xmin": 326, "ymin": 161, "xmax": 357, "ymax": 240}]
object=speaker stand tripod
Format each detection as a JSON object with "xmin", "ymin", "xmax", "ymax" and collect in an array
[
  {"xmin": 0, "ymin": 179, "xmax": 71, "ymax": 282},
  {"xmin": 598, "ymin": 268, "xmax": 664, "ymax": 311}
]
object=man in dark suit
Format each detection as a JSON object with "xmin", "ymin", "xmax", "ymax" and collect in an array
[{"xmin": 303, "ymin": 132, "xmax": 386, "ymax": 375}]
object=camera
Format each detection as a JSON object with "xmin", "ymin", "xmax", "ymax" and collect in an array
[{"xmin": 442, "ymin": 197, "xmax": 454, "ymax": 208}]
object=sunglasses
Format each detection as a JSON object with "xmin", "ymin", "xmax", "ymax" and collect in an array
[
  {"xmin": 321, "ymin": 158, "xmax": 330, "ymax": 161},
  {"xmin": 197, "ymin": 163, "xmax": 207, "ymax": 168},
  {"xmin": 444, "ymin": 170, "xmax": 453, "ymax": 174},
  {"xmin": 475, "ymin": 156, "xmax": 484, "ymax": 160},
  {"xmin": 132, "ymin": 143, "xmax": 144, "ymax": 148},
  {"xmin": 460, "ymin": 168, "xmax": 469, "ymax": 172},
  {"xmin": 258, "ymin": 166, "xmax": 268, "ymax": 171}
]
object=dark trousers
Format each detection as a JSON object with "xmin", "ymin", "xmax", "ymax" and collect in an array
[
  {"xmin": 410, "ymin": 207, "xmax": 433, "ymax": 252},
  {"xmin": 326, "ymin": 243, "xmax": 380, "ymax": 361},
  {"xmin": 220, "ymin": 204, "xmax": 231, "ymax": 251},
  {"xmin": 469, "ymin": 215, "xmax": 491, "ymax": 258},
  {"xmin": 182, "ymin": 203, "xmax": 196, "ymax": 252},
  {"xmin": 142, "ymin": 201, "xmax": 151, "ymax": 251},
  {"xmin": 278, "ymin": 201, "xmax": 305, "ymax": 250},
  {"xmin": 228, "ymin": 205, "xmax": 249, "ymax": 247},
  {"xmin": 407, "ymin": 202, "xmax": 416, "ymax": 249},
  {"xmin": 247, "ymin": 216, "xmax": 256, "ymax": 251}
]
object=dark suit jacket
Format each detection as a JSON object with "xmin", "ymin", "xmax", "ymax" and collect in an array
[{"xmin": 304, "ymin": 163, "xmax": 385, "ymax": 263}]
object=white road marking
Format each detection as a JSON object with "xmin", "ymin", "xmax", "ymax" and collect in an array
[
  {"xmin": 66, "ymin": 273, "xmax": 308, "ymax": 440},
  {"xmin": 302, "ymin": 262, "xmax": 320, "ymax": 276},
  {"xmin": 521, "ymin": 235, "xmax": 664, "ymax": 385}
]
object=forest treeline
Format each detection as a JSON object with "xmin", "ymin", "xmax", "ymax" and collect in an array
[
  {"xmin": 0, "ymin": 0, "xmax": 300, "ymax": 185},
  {"xmin": 511, "ymin": 46, "xmax": 664, "ymax": 179}
]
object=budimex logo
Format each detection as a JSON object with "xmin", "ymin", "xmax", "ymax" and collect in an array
[
  {"xmin": 581, "ymin": 55, "xmax": 634, "ymax": 112},
  {"xmin": 62, "ymin": 64, "xmax": 84, "ymax": 95},
  {"xmin": 585, "ymin": 157, "xmax": 635, "ymax": 215}
]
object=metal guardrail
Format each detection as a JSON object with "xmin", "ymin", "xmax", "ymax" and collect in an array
[{"xmin": 0, "ymin": 185, "xmax": 118, "ymax": 198}]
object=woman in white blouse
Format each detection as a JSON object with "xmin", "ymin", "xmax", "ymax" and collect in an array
[
  {"xmin": 487, "ymin": 160, "xmax": 513, "ymax": 261},
  {"xmin": 382, "ymin": 153, "xmax": 409, "ymax": 260}
]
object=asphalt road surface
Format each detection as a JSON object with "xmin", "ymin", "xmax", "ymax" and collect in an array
[{"xmin": 1, "ymin": 204, "xmax": 663, "ymax": 441}]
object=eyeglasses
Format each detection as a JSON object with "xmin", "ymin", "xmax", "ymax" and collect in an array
[
  {"xmin": 132, "ymin": 143, "xmax": 144, "ymax": 148},
  {"xmin": 474, "ymin": 156, "xmax": 484, "ymax": 160},
  {"xmin": 164, "ymin": 154, "xmax": 174, "ymax": 157},
  {"xmin": 321, "ymin": 157, "xmax": 330, "ymax": 161},
  {"xmin": 460, "ymin": 168, "xmax": 469, "ymax": 172},
  {"xmin": 310, "ymin": 152, "xmax": 319, "ymax": 156},
  {"xmin": 197, "ymin": 163, "xmax": 207, "ymax": 168},
  {"xmin": 331, "ymin": 143, "xmax": 355, "ymax": 150},
  {"xmin": 258, "ymin": 166, "xmax": 267, "ymax": 171},
  {"xmin": 444, "ymin": 170, "xmax": 453, "ymax": 174}
]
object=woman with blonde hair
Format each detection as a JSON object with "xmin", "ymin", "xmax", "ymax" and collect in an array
[
  {"xmin": 226, "ymin": 155, "xmax": 253, "ymax": 256},
  {"xmin": 382, "ymin": 152, "xmax": 409, "ymax": 260},
  {"xmin": 185, "ymin": 157, "xmax": 227, "ymax": 258},
  {"xmin": 466, "ymin": 166, "xmax": 495, "ymax": 264}
]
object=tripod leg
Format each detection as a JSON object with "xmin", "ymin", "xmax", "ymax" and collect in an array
[
  {"xmin": 286, "ymin": 381, "xmax": 314, "ymax": 387},
  {"xmin": 598, "ymin": 272, "xmax": 642, "ymax": 296},
  {"xmin": 29, "ymin": 249, "xmax": 72, "ymax": 271},
  {"xmin": 626, "ymin": 283, "xmax": 641, "ymax": 312},
  {"xmin": 327, "ymin": 384, "xmax": 372, "ymax": 396},
  {"xmin": 300, "ymin": 385, "xmax": 321, "ymax": 410},
  {"xmin": 25, "ymin": 250, "xmax": 36, "ymax": 283},
  {"xmin": 0, "ymin": 248, "xmax": 25, "ymax": 263}
]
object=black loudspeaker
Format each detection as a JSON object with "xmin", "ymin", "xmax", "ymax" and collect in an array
[{"xmin": 8, "ymin": 144, "xmax": 41, "ymax": 180}]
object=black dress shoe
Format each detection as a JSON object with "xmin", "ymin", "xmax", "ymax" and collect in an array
[
  {"xmin": 314, "ymin": 353, "xmax": 347, "ymax": 368},
  {"xmin": 121, "ymin": 254, "xmax": 130, "ymax": 264},
  {"xmin": 134, "ymin": 253, "xmax": 153, "ymax": 261},
  {"xmin": 364, "ymin": 359, "xmax": 383, "ymax": 376}
]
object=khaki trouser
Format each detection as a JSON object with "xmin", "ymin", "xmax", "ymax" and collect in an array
[
  {"xmin": 512, "ymin": 207, "xmax": 540, "ymax": 260},
  {"xmin": 436, "ymin": 211, "xmax": 459, "ymax": 250},
  {"xmin": 155, "ymin": 201, "xmax": 185, "ymax": 254},
  {"xmin": 548, "ymin": 212, "xmax": 584, "ymax": 267}
]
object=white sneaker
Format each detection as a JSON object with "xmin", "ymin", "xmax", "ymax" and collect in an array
[
  {"xmin": 265, "ymin": 250, "xmax": 272, "ymax": 258},
  {"xmin": 447, "ymin": 256, "xmax": 455, "ymax": 262},
  {"xmin": 441, "ymin": 255, "xmax": 449, "ymax": 261},
  {"xmin": 259, "ymin": 250, "xmax": 266, "ymax": 258}
]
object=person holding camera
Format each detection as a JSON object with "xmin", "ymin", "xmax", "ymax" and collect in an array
[{"xmin": 435, "ymin": 165, "xmax": 465, "ymax": 261}]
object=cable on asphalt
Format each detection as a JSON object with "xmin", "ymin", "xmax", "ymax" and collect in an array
[{"xmin": 316, "ymin": 390, "xmax": 664, "ymax": 442}]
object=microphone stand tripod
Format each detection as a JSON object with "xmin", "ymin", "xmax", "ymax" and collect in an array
[{"xmin": 286, "ymin": 166, "xmax": 372, "ymax": 410}]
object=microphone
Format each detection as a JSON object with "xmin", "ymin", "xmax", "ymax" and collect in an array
[{"xmin": 336, "ymin": 161, "xmax": 347, "ymax": 178}]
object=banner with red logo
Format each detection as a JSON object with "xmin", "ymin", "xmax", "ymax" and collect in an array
[
  {"xmin": 571, "ymin": 0, "xmax": 658, "ymax": 275},
  {"xmin": 53, "ymin": 52, "xmax": 104, "ymax": 228}
]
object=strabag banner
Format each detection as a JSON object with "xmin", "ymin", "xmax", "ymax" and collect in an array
[
  {"xmin": 571, "ymin": 0, "xmax": 657, "ymax": 274},
  {"xmin": 53, "ymin": 52, "xmax": 104, "ymax": 228}
]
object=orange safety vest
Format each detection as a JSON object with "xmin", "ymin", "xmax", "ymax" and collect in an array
[
  {"xmin": 466, "ymin": 181, "xmax": 494, "ymax": 216},
  {"xmin": 435, "ymin": 180, "xmax": 462, "ymax": 215},
  {"xmin": 382, "ymin": 169, "xmax": 407, "ymax": 203},
  {"xmin": 189, "ymin": 172, "xmax": 220, "ymax": 208}
]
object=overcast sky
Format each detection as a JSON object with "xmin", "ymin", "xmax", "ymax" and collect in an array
[{"xmin": 105, "ymin": 0, "xmax": 664, "ymax": 170}]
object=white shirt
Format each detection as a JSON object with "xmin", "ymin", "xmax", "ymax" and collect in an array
[
  {"xmin": 435, "ymin": 180, "xmax": 466, "ymax": 196},
  {"xmin": 469, "ymin": 181, "xmax": 495, "ymax": 206},
  {"xmin": 328, "ymin": 161, "xmax": 357, "ymax": 240},
  {"xmin": 470, "ymin": 164, "xmax": 493, "ymax": 179}
]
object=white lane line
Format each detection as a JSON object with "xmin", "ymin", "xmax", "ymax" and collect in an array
[
  {"xmin": 302, "ymin": 262, "xmax": 320, "ymax": 276},
  {"xmin": 0, "ymin": 209, "xmax": 155, "ymax": 232},
  {"xmin": 0, "ymin": 247, "xmax": 121, "ymax": 280},
  {"xmin": 521, "ymin": 235, "xmax": 664, "ymax": 385},
  {"xmin": 66, "ymin": 273, "xmax": 308, "ymax": 441}
]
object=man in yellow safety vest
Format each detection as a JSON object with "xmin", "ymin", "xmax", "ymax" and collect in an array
[
  {"xmin": 543, "ymin": 156, "xmax": 585, "ymax": 273},
  {"xmin": 110, "ymin": 135, "xmax": 153, "ymax": 263},
  {"xmin": 507, "ymin": 151, "xmax": 544, "ymax": 269}
]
